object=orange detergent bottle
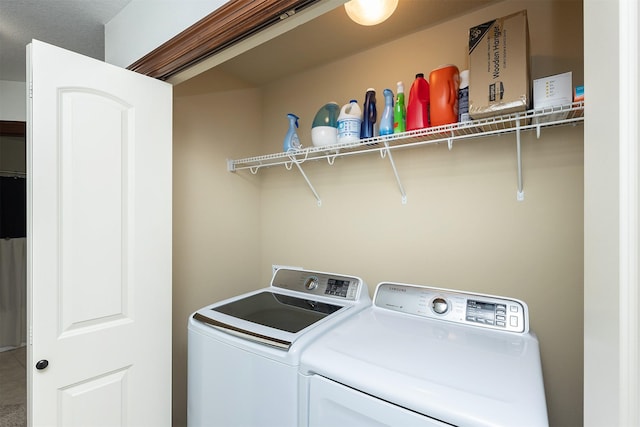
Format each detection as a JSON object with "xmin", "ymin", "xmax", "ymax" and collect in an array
[{"xmin": 429, "ymin": 65, "xmax": 460, "ymax": 126}]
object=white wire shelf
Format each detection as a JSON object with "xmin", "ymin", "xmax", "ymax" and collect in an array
[{"xmin": 227, "ymin": 102, "xmax": 584, "ymax": 206}]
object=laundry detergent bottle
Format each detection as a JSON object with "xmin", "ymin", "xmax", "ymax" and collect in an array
[
  {"xmin": 429, "ymin": 65, "xmax": 459, "ymax": 127},
  {"xmin": 283, "ymin": 113, "xmax": 301, "ymax": 152},
  {"xmin": 458, "ymin": 70, "xmax": 470, "ymax": 122},
  {"xmin": 337, "ymin": 100, "xmax": 362, "ymax": 144},
  {"xmin": 393, "ymin": 81, "xmax": 406, "ymax": 133},
  {"xmin": 406, "ymin": 73, "xmax": 430, "ymax": 130},
  {"xmin": 360, "ymin": 88, "xmax": 377, "ymax": 139},
  {"xmin": 379, "ymin": 88, "xmax": 394, "ymax": 136}
]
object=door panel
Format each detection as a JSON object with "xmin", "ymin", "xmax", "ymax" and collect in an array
[
  {"xmin": 27, "ymin": 39, "xmax": 172, "ymax": 426},
  {"xmin": 58, "ymin": 367, "xmax": 129, "ymax": 427},
  {"xmin": 59, "ymin": 89, "xmax": 130, "ymax": 332}
]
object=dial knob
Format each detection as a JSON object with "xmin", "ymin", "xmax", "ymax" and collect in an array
[
  {"xmin": 432, "ymin": 297, "xmax": 449, "ymax": 314},
  {"xmin": 304, "ymin": 276, "xmax": 319, "ymax": 290}
]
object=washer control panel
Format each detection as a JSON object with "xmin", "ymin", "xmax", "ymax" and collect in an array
[
  {"xmin": 271, "ymin": 268, "xmax": 365, "ymax": 301},
  {"xmin": 374, "ymin": 282, "xmax": 528, "ymax": 333}
]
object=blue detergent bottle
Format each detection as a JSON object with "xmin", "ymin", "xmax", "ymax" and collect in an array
[
  {"xmin": 360, "ymin": 88, "xmax": 377, "ymax": 139},
  {"xmin": 283, "ymin": 113, "xmax": 301, "ymax": 152},
  {"xmin": 379, "ymin": 88, "xmax": 394, "ymax": 136}
]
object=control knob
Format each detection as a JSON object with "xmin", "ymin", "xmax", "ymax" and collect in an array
[
  {"xmin": 432, "ymin": 297, "xmax": 449, "ymax": 315},
  {"xmin": 304, "ymin": 276, "xmax": 319, "ymax": 291}
]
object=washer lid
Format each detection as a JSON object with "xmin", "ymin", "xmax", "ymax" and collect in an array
[
  {"xmin": 193, "ymin": 289, "xmax": 349, "ymax": 351},
  {"xmin": 191, "ymin": 268, "xmax": 371, "ymax": 353},
  {"xmin": 210, "ymin": 291, "xmax": 342, "ymax": 333}
]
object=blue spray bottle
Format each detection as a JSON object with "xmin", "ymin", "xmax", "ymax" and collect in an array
[
  {"xmin": 379, "ymin": 88, "xmax": 394, "ymax": 136},
  {"xmin": 283, "ymin": 113, "xmax": 301, "ymax": 152}
]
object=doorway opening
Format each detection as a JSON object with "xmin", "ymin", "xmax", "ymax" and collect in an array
[{"xmin": 0, "ymin": 120, "xmax": 27, "ymax": 427}]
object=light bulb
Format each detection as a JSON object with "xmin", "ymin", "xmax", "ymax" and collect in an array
[{"xmin": 344, "ymin": 0, "xmax": 399, "ymax": 26}]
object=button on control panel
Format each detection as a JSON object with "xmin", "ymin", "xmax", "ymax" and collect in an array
[
  {"xmin": 374, "ymin": 282, "xmax": 528, "ymax": 333},
  {"xmin": 465, "ymin": 299, "xmax": 524, "ymax": 332}
]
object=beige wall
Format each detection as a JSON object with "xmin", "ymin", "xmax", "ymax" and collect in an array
[
  {"xmin": 172, "ymin": 83, "xmax": 264, "ymax": 426},
  {"xmin": 172, "ymin": 0, "xmax": 583, "ymax": 426}
]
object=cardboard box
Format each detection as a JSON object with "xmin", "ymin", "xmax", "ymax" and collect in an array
[
  {"xmin": 533, "ymin": 72, "xmax": 573, "ymax": 109},
  {"xmin": 468, "ymin": 10, "xmax": 531, "ymax": 120}
]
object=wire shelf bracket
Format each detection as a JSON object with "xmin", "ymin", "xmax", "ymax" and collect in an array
[
  {"xmin": 381, "ymin": 141, "xmax": 407, "ymax": 204},
  {"xmin": 290, "ymin": 156, "xmax": 322, "ymax": 207},
  {"xmin": 515, "ymin": 116, "xmax": 525, "ymax": 201}
]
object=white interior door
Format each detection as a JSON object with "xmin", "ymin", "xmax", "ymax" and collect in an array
[{"xmin": 26, "ymin": 39, "xmax": 172, "ymax": 426}]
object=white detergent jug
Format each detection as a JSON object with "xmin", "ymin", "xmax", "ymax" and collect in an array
[{"xmin": 337, "ymin": 100, "xmax": 362, "ymax": 144}]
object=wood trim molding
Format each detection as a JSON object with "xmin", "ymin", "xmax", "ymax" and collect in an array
[
  {"xmin": 0, "ymin": 121, "xmax": 26, "ymax": 137},
  {"xmin": 127, "ymin": 0, "xmax": 320, "ymax": 80}
]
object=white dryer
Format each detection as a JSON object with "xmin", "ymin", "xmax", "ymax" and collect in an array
[
  {"xmin": 187, "ymin": 268, "xmax": 370, "ymax": 427},
  {"xmin": 299, "ymin": 282, "xmax": 548, "ymax": 426}
]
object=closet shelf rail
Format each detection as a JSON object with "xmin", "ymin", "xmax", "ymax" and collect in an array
[
  {"xmin": 228, "ymin": 102, "xmax": 584, "ymax": 173},
  {"xmin": 227, "ymin": 101, "xmax": 585, "ymax": 204}
]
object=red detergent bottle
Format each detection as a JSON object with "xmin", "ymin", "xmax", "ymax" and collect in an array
[{"xmin": 406, "ymin": 73, "xmax": 430, "ymax": 130}]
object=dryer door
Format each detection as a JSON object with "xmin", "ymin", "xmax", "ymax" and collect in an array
[{"xmin": 308, "ymin": 375, "xmax": 449, "ymax": 427}]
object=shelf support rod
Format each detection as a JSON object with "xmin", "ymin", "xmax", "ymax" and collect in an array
[
  {"xmin": 516, "ymin": 116, "xmax": 525, "ymax": 201},
  {"xmin": 290, "ymin": 159, "xmax": 322, "ymax": 206},
  {"xmin": 383, "ymin": 141, "xmax": 407, "ymax": 204}
]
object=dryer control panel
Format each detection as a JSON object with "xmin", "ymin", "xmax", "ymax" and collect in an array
[
  {"xmin": 271, "ymin": 268, "xmax": 367, "ymax": 302},
  {"xmin": 373, "ymin": 282, "xmax": 528, "ymax": 333}
]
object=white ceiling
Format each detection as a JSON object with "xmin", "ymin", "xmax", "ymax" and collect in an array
[
  {"xmin": 218, "ymin": 0, "xmax": 499, "ymax": 86},
  {"xmin": 1, "ymin": 0, "xmax": 500, "ymax": 86},
  {"xmin": 176, "ymin": 0, "xmax": 500, "ymax": 93},
  {"xmin": 0, "ymin": 0, "xmax": 131, "ymax": 82}
]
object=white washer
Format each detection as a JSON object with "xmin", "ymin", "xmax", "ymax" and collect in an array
[
  {"xmin": 187, "ymin": 268, "xmax": 370, "ymax": 427},
  {"xmin": 299, "ymin": 282, "xmax": 548, "ymax": 426}
]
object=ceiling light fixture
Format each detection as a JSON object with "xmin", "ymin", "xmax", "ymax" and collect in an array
[{"xmin": 344, "ymin": 0, "xmax": 399, "ymax": 26}]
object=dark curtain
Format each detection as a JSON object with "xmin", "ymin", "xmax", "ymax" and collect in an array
[{"xmin": 0, "ymin": 177, "xmax": 27, "ymax": 238}]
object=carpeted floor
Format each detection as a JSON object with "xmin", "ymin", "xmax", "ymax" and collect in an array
[
  {"xmin": 0, "ymin": 403, "xmax": 26, "ymax": 427},
  {"xmin": 0, "ymin": 347, "xmax": 26, "ymax": 427}
]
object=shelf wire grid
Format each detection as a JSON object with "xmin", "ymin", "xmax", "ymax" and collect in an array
[{"xmin": 228, "ymin": 101, "xmax": 584, "ymax": 173}]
